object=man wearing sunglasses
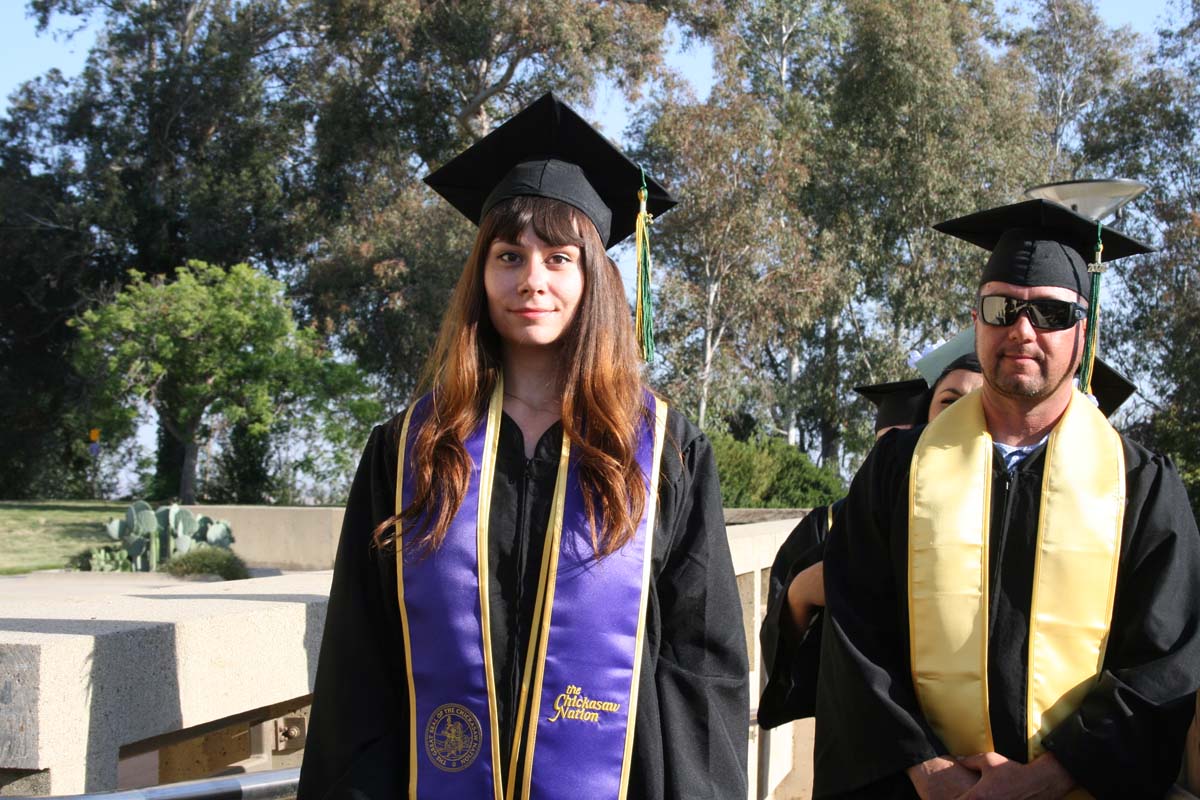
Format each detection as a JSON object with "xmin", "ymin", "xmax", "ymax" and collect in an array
[{"xmin": 813, "ymin": 199, "xmax": 1200, "ymax": 800}]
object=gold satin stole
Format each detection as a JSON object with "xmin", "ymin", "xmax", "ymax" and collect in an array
[{"xmin": 908, "ymin": 388, "xmax": 1124, "ymax": 796}]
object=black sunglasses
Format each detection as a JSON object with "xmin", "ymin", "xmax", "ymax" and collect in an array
[{"xmin": 978, "ymin": 295, "xmax": 1087, "ymax": 331}]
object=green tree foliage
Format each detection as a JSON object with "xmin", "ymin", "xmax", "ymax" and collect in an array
[
  {"xmin": 7, "ymin": 0, "xmax": 1200, "ymax": 505},
  {"xmin": 29, "ymin": 0, "xmax": 304, "ymax": 274},
  {"xmin": 705, "ymin": 0, "xmax": 1041, "ymax": 468},
  {"xmin": 9, "ymin": 0, "xmax": 309, "ymax": 496},
  {"xmin": 1080, "ymin": 7, "xmax": 1200, "ymax": 514},
  {"xmin": 0, "ymin": 78, "xmax": 101, "ymax": 498},
  {"xmin": 633, "ymin": 85, "xmax": 834, "ymax": 429},
  {"xmin": 298, "ymin": 0, "xmax": 683, "ymax": 397},
  {"xmin": 204, "ymin": 421, "xmax": 276, "ymax": 504},
  {"xmin": 710, "ymin": 431, "xmax": 844, "ymax": 507},
  {"xmin": 71, "ymin": 261, "xmax": 378, "ymax": 503},
  {"xmin": 1012, "ymin": 0, "xmax": 1141, "ymax": 180}
]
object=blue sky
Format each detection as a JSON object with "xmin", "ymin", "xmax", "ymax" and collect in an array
[{"xmin": 0, "ymin": 0, "xmax": 1183, "ymax": 137}]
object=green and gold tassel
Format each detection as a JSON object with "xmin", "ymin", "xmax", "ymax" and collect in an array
[
  {"xmin": 634, "ymin": 169, "xmax": 655, "ymax": 362},
  {"xmin": 1079, "ymin": 221, "xmax": 1104, "ymax": 394}
]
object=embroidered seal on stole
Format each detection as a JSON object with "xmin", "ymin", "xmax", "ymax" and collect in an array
[{"xmin": 425, "ymin": 703, "xmax": 483, "ymax": 772}]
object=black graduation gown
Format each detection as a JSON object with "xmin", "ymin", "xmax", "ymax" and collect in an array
[
  {"xmin": 297, "ymin": 408, "xmax": 749, "ymax": 800},
  {"xmin": 757, "ymin": 500, "xmax": 843, "ymax": 729},
  {"xmin": 814, "ymin": 427, "xmax": 1200, "ymax": 800}
]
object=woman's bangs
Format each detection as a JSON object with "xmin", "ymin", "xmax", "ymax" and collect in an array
[{"xmin": 487, "ymin": 196, "xmax": 591, "ymax": 250}]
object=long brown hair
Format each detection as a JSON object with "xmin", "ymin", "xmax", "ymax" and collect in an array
[{"xmin": 374, "ymin": 196, "xmax": 650, "ymax": 558}]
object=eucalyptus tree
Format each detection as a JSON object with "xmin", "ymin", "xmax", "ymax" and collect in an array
[
  {"xmin": 724, "ymin": 0, "xmax": 1040, "ymax": 467},
  {"xmin": 1080, "ymin": 5, "xmax": 1200, "ymax": 511},
  {"xmin": 297, "ymin": 0, "xmax": 687, "ymax": 398},
  {"xmin": 1012, "ymin": 0, "xmax": 1142, "ymax": 180},
  {"xmin": 631, "ymin": 85, "xmax": 831, "ymax": 429}
]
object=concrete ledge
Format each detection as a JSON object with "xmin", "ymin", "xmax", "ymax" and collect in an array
[
  {"xmin": 0, "ymin": 572, "xmax": 330, "ymax": 794},
  {"xmin": 727, "ymin": 517, "xmax": 802, "ymax": 577},
  {"xmin": 2, "ymin": 511, "xmax": 816, "ymax": 798},
  {"xmin": 184, "ymin": 506, "xmax": 344, "ymax": 571}
]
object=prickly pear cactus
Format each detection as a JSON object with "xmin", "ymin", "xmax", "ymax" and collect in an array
[
  {"xmin": 103, "ymin": 501, "xmax": 236, "ymax": 572},
  {"xmin": 172, "ymin": 507, "xmax": 199, "ymax": 538},
  {"xmin": 204, "ymin": 521, "xmax": 233, "ymax": 547},
  {"xmin": 105, "ymin": 518, "xmax": 128, "ymax": 540}
]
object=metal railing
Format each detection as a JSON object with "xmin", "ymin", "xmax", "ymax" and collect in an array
[
  {"xmin": 8, "ymin": 710, "xmax": 769, "ymax": 800},
  {"xmin": 8, "ymin": 768, "xmax": 300, "ymax": 800}
]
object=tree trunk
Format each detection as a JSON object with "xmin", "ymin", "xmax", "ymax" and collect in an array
[
  {"xmin": 698, "ymin": 327, "xmax": 716, "ymax": 430},
  {"xmin": 179, "ymin": 439, "xmax": 200, "ymax": 505},
  {"xmin": 160, "ymin": 415, "xmax": 202, "ymax": 505},
  {"xmin": 787, "ymin": 350, "xmax": 801, "ymax": 446},
  {"xmin": 818, "ymin": 317, "xmax": 841, "ymax": 468},
  {"xmin": 819, "ymin": 417, "xmax": 840, "ymax": 468},
  {"xmin": 151, "ymin": 421, "xmax": 185, "ymax": 501}
]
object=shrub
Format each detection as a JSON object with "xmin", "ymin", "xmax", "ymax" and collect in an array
[
  {"xmin": 162, "ymin": 547, "xmax": 250, "ymax": 581},
  {"xmin": 710, "ymin": 432, "xmax": 845, "ymax": 508}
]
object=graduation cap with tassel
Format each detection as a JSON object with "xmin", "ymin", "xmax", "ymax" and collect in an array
[
  {"xmin": 423, "ymin": 92, "xmax": 677, "ymax": 362},
  {"xmin": 934, "ymin": 181, "xmax": 1153, "ymax": 403}
]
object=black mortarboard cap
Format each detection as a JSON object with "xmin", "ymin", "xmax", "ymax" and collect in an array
[
  {"xmin": 1089, "ymin": 357, "xmax": 1137, "ymax": 417},
  {"xmin": 933, "ymin": 199, "xmax": 1153, "ymax": 295},
  {"xmin": 423, "ymin": 93, "xmax": 677, "ymax": 248},
  {"xmin": 855, "ymin": 378, "xmax": 931, "ymax": 433}
]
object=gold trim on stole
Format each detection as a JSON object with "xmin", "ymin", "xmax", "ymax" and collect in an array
[
  {"xmin": 618, "ymin": 396, "xmax": 670, "ymax": 797},
  {"xmin": 519, "ymin": 397, "xmax": 668, "ymax": 799},
  {"xmin": 395, "ymin": 382, "xmax": 506, "ymax": 800},
  {"xmin": 520, "ymin": 433, "xmax": 573, "ymax": 797},
  {"xmin": 477, "ymin": 380, "xmax": 506, "ymax": 800},
  {"xmin": 504, "ymin": 431, "xmax": 570, "ymax": 800},
  {"xmin": 908, "ymin": 388, "xmax": 1124, "ymax": 781},
  {"xmin": 395, "ymin": 405, "xmax": 420, "ymax": 797}
]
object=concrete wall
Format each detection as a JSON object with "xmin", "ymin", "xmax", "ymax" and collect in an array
[
  {"xmin": 0, "ymin": 572, "xmax": 329, "ymax": 795},
  {"xmin": 2, "ymin": 510, "xmax": 812, "ymax": 798},
  {"xmin": 183, "ymin": 506, "xmax": 343, "ymax": 571}
]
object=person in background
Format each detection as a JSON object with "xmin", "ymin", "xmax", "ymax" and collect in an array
[{"xmin": 758, "ymin": 360, "xmax": 983, "ymax": 729}]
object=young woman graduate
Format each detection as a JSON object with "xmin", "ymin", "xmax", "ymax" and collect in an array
[{"xmin": 296, "ymin": 93, "xmax": 749, "ymax": 800}]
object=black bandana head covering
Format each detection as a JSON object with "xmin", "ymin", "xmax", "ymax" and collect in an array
[{"xmin": 934, "ymin": 352, "xmax": 983, "ymax": 390}]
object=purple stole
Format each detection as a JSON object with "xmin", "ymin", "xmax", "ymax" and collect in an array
[{"xmin": 395, "ymin": 379, "xmax": 668, "ymax": 800}]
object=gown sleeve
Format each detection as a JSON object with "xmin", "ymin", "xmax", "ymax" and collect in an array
[
  {"xmin": 298, "ymin": 423, "xmax": 408, "ymax": 800},
  {"xmin": 758, "ymin": 509, "xmax": 829, "ymax": 728},
  {"xmin": 650, "ymin": 419, "xmax": 750, "ymax": 799},
  {"xmin": 813, "ymin": 431, "xmax": 943, "ymax": 800},
  {"xmin": 1040, "ymin": 446, "xmax": 1200, "ymax": 800}
]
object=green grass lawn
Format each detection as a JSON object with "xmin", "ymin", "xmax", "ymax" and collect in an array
[{"xmin": 0, "ymin": 500, "xmax": 126, "ymax": 574}]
